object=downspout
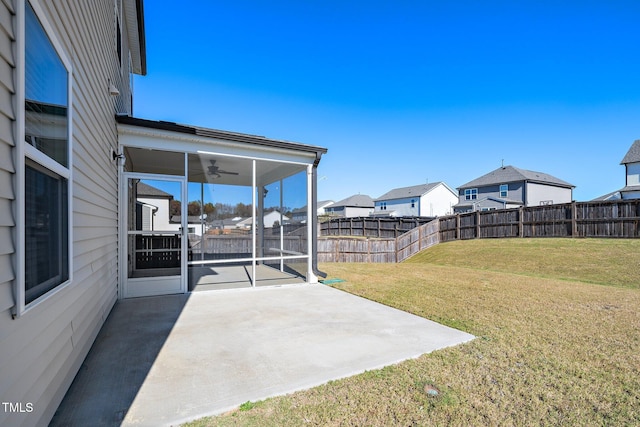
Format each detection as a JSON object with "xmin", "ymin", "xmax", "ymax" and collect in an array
[{"xmin": 311, "ymin": 153, "xmax": 327, "ymax": 278}]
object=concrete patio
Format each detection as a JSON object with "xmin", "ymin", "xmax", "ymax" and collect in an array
[{"xmin": 50, "ymin": 284, "xmax": 474, "ymax": 426}]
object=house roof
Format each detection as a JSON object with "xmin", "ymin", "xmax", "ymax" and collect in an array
[
  {"xmin": 453, "ymin": 196, "xmax": 524, "ymax": 208},
  {"xmin": 329, "ymin": 194, "xmax": 374, "ymax": 208},
  {"xmin": 116, "ymin": 116, "xmax": 328, "ymax": 157},
  {"xmin": 374, "ymin": 182, "xmax": 448, "ymax": 201},
  {"xmin": 136, "ymin": 182, "xmax": 172, "ymax": 198},
  {"xmin": 170, "ymin": 215, "xmax": 205, "ymax": 224},
  {"xmin": 458, "ymin": 165, "xmax": 574, "ymax": 189},
  {"xmin": 621, "ymin": 140, "xmax": 640, "ymax": 164}
]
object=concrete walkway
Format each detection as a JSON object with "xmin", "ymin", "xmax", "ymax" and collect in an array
[{"xmin": 51, "ymin": 284, "xmax": 474, "ymax": 426}]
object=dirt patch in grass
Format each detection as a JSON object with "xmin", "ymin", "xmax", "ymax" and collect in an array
[{"xmin": 183, "ymin": 239, "xmax": 640, "ymax": 426}]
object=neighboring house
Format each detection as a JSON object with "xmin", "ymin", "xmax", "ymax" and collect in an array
[
  {"xmin": 136, "ymin": 182, "xmax": 174, "ymax": 230},
  {"xmin": 1, "ymin": 2, "xmax": 327, "ymax": 426},
  {"xmin": 216, "ymin": 217, "xmax": 249, "ymax": 231},
  {"xmin": 170, "ymin": 216, "xmax": 209, "ymax": 236},
  {"xmin": 373, "ymin": 182, "xmax": 457, "ymax": 217},
  {"xmin": 292, "ymin": 200, "xmax": 334, "ymax": 222},
  {"xmin": 594, "ymin": 140, "xmax": 640, "ymax": 201},
  {"xmin": 454, "ymin": 165, "xmax": 574, "ymax": 213},
  {"xmin": 136, "ymin": 182, "xmax": 208, "ymax": 235},
  {"xmin": 324, "ymin": 194, "xmax": 375, "ymax": 218},
  {"xmin": 236, "ymin": 210, "xmax": 290, "ymax": 229}
]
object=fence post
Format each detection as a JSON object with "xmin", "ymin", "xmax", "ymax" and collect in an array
[
  {"xmin": 395, "ymin": 235, "xmax": 399, "ymax": 263},
  {"xmin": 456, "ymin": 214, "xmax": 461, "ymax": 240},
  {"xmin": 475, "ymin": 210, "xmax": 481, "ymax": 239},
  {"xmin": 571, "ymin": 201, "xmax": 578, "ymax": 237},
  {"xmin": 518, "ymin": 206, "xmax": 524, "ymax": 237}
]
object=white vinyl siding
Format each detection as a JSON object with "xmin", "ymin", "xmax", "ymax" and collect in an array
[
  {"xmin": 526, "ymin": 182, "xmax": 573, "ymax": 206},
  {"xmin": 418, "ymin": 184, "xmax": 458, "ymax": 217},
  {"xmin": 0, "ymin": 0, "xmax": 134, "ymax": 425},
  {"xmin": 0, "ymin": 0, "xmax": 16, "ymax": 317}
]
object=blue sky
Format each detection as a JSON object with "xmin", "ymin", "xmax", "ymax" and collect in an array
[{"xmin": 134, "ymin": 1, "xmax": 640, "ymax": 202}]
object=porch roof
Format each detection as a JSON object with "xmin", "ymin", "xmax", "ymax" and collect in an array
[{"xmin": 116, "ymin": 115, "xmax": 327, "ymax": 158}]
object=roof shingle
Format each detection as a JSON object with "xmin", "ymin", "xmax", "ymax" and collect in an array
[
  {"xmin": 621, "ymin": 140, "xmax": 640, "ymax": 164},
  {"xmin": 375, "ymin": 182, "xmax": 443, "ymax": 201},
  {"xmin": 458, "ymin": 166, "xmax": 573, "ymax": 189}
]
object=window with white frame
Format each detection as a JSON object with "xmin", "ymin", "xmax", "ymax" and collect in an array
[
  {"xmin": 380, "ymin": 202, "xmax": 386, "ymax": 210},
  {"xmin": 410, "ymin": 199, "xmax": 415, "ymax": 208},
  {"xmin": 499, "ymin": 184, "xmax": 508, "ymax": 198},
  {"xmin": 464, "ymin": 188, "xmax": 477, "ymax": 200},
  {"xmin": 23, "ymin": 1, "xmax": 72, "ymax": 305}
]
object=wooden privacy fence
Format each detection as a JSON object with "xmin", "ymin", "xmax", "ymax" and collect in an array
[
  {"xmin": 319, "ymin": 200, "xmax": 640, "ymax": 263},
  {"xmin": 320, "ymin": 216, "xmax": 434, "ymax": 238},
  {"xmin": 318, "ymin": 219, "xmax": 440, "ymax": 263},
  {"xmin": 439, "ymin": 200, "xmax": 640, "ymax": 241}
]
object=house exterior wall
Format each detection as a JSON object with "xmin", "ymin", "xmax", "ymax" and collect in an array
[
  {"xmin": 457, "ymin": 182, "xmax": 525, "ymax": 206},
  {"xmin": 419, "ymin": 184, "xmax": 458, "ymax": 216},
  {"xmin": 379, "ymin": 197, "xmax": 419, "ymax": 217},
  {"xmin": 138, "ymin": 196, "xmax": 172, "ymax": 230},
  {"xmin": 0, "ymin": 0, "xmax": 16, "ymax": 320},
  {"xmin": 622, "ymin": 189, "xmax": 640, "ymax": 200},
  {"xmin": 526, "ymin": 182, "xmax": 572, "ymax": 206},
  {"xmin": 1, "ymin": 1, "xmax": 138, "ymax": 426},
  {"xmin": 326, "ymin": 205, "xmax": 373, "ymax": 218},
  {"xmin": 626, "ymin": 163, "xmax": 640, "ymax": 186},
  {"xmin": 344, "ymin": 206, "xmax": 374, "ymax": 217}
]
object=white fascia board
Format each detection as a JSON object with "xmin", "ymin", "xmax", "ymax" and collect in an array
[{"xmin": 117, "ymin": 124, "xmax": 317, "ymax": 165}]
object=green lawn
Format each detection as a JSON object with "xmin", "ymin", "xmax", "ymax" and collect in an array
[{"xmin": 185, "ymin": 238, "xmax": 640, "ymax": 426}]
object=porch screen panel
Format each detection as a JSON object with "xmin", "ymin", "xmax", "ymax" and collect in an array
[
  {"xmin": 256, "ymin": 162, "xmax": 308, "ymax": 285},
  {"xmin": 187, "ymin": 153, "xmax": 254, "ymax": 291}
]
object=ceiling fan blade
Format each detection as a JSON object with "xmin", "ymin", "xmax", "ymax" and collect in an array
[
  {"xmin": 218, "ymin": 169, "xmax": 239, "ymax": 175},
  {"xmin": 207, "ymin": 160, "xmax": 238, "ymax": 176}
]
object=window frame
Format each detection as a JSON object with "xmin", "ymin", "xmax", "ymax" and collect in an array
[
  {"xmin": 464, "ymin": 188, "xmax": 478, "ymax": 200},
  {"xmin": 499, "ymin": 184, "xmax": 508, "ymax": 198},
  {"xmin": 15, "ymin": 0, "xmax": 74, "ymax": 317},
  {"xmin": 115, "ymin": 0, "xmax": 123, "ymax": 73}
]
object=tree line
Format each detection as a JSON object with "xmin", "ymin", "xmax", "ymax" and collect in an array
[{"xmin": 170, "ymin": 201, "xmax": 293, "ymax": 220}]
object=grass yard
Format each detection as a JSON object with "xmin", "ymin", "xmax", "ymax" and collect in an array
[{"xmin": 184, "ymin": 238, "xmax": 640, "ymax": 426}]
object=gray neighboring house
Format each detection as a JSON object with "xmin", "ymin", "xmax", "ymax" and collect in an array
[
  {"xmin": 291, "ymin": 200, "xmax": 334, "ymax": 222},
  {"xmin": 373, "ymin": 182, "xmax": 458, "ymax": 217},
  {"xmin": 454, "ymin": 165, "xmax": 574, "ymax": 213},
  {"xmin": 594, "ymin": 140, "xmax": 640, "ymax": 201},
  {"xmin": 324, "ymin": 194, "xmax": 374, "ymax": 218}
]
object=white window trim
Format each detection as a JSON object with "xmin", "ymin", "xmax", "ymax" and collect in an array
[{"xmin": 14, "ymin": 0, "xmax": 74, "ymax": 317}]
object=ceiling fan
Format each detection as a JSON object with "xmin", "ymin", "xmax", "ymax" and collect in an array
[{"xmin": 207, "ymin": 160, "xmax": 239, "ymax": 178}]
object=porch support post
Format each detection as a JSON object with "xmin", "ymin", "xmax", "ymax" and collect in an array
[
  {"xmin": 181, "ymin": 153, "xmax": 188, "ymax": 293},
  {"xmin": 257, "ymin": 183, "xmax": 265, "ymax": 260},
  {"xmin": 280, "ymin": 178, "xmax": 284, "ymax": 272},
  {"xmin": 251, "ymin": 160, "xmax": 256, "ymax": 287},
  {"xmin": 306, "ymin": 164, "xmax": 318, "ymax": 283}
]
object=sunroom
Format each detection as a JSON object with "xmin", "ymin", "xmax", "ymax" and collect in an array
[{"xmin": 116, "ymin": 116, "xmax": 327, "ymax": 299}]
